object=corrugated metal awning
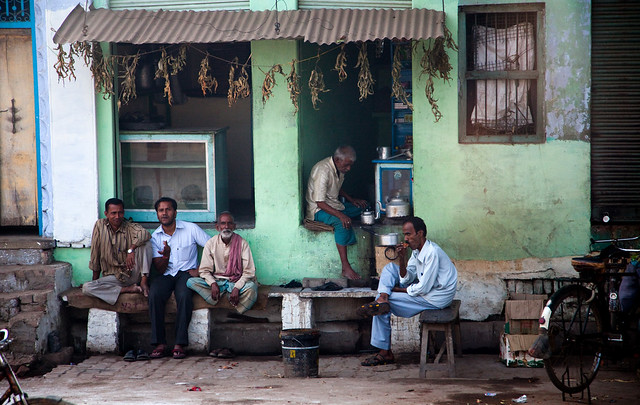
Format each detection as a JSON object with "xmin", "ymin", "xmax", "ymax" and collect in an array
[{"xmin": 53, "ymin": 5, "xmax": 444, "ymax": 45}]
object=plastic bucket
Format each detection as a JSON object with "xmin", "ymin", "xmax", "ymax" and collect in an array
[{"xmin": 280, "ymin": 329, "xmax": 321, "ymax": 378}]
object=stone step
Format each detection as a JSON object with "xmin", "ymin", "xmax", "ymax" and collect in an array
[
  {"xmin": 0, "ymin": 311, "xmax": 47, "ymax": 355},
  {"xmin": 0, "ymin": 289, "xmax": 54, "ymax": 322},
  {"xmin": 0, "ymin": 262, "xmax": 71, "ymax": 293},
  {"xmin": 0, "ymin": 236, "xmax": 56, "ymax": 266}
]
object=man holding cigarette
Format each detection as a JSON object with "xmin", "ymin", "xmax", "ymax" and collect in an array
[{"xmin": 357, "ymin": 216, "xmax": 458, "ymax": 366}]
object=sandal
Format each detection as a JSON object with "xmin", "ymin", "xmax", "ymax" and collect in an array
[
  {"xmin": 136, "ymin": 349, "xmax": 150, "ymax": 361},
  {"xmin": 173, "ymin": 347, "xmax": 187, "ymax": 359},
  {"xmin": 149, "ymin": 347, "xmax": 166, "ymax": 359},
  {"xmin": 208, "ymin": 348, "xmax": 220, "ymax": 357},
  {"xmin": 123, "ymin": 349, "xmax": 136, "ymax": 362},
  {"xmin": 361, "ymin": 353, "xmax": 395, "ymax": 367},
  {"xmin": 216, "ymin": 348, "xmax": 235, "ymax": 359},
  {"xmin": 356, "ymin": 301, "xmax": 391, "ymax": 318}
]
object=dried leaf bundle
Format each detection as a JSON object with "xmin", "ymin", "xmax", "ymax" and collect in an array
[
  {"xmin": 261, "ymin": 64, "xmax": 284, "ymax": 105},
  {"xmin": 286, "ymin": 59, "xmax": 301, "ymax": 114},
  {"xmin": 227, "ymin": 57, "xmax": 251, "ymax": 107},
  {"xmin": 333, "ymin": 44, "xmax": 348, "ymax": 82},
  {"xmin": 308, "ymin": 64, "xmax": 329, "ymax": 110},
  {"xmin": 198, "ymin": 55, "xmax": 218, "ymax": 96},
  {"xmin": 391, "ymin": 46, "xmax": 413, "ymax": 111},
  {"xmin": 154, "ymin": 48, "xmax": 173, "ymax": 105},
  {"xmin": 91, "ymin": 43, "xmax": 115, "ymax": 99},
  {"xmin": 354, "ymin": 43, "xmax": 375, "ymax": 101},
  {"xmin": 119, "ymin": 54, "xmax": 139, "ymax": 104},
  {"xmin": 53, "ymin": 44, "xmax": 72, "ymax": 82}
]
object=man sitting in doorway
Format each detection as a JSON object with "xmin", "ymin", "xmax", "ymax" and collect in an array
[
  {"xmin": 306, "ymin": 145, "xmax": 368, "ymax": 280},
  {"xmin": 186, "ymin": 211, "xmax": 258, "ymax": 358},
  {"xmin": 358, "ymin": 216, "xmax": 458, "ymax": 366},
  {"xmin": 82, "ymin": 198, "xmax": 152, "ymax": 305}
]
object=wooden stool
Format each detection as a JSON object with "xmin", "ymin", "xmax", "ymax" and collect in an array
[{"xmin": 418, "ymin": 299, "xmax": 462, "ymax": 378}]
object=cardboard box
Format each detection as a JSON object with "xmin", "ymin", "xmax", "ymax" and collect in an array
[
  {"xmin": 504, "ymin": 293, "xmax": 548, "ymax": 335},
  {"xmin": 499, "ymin": 333, "xmax": 544, "ymax": 367}
]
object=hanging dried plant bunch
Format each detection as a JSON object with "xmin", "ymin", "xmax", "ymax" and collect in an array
[
  {"xmin": 119, "ymin": 54, "xmax": 139, "ymax": 105},
  {"xmin": 261, "ymin": 64, "xmax": 284, "ymax": 105},
  {"xmin": 73, "ymin": 41, "xmax": 93, "ymax": 66},
  {"xmin": 90, "ymin": 43, "xmax": 115, "ymax": 99},
  {"xmin": 169, "ymin": 44, "xmax": 188, "ymax": 75},
  {"xmin": 308, "ymin": 64, "xmax": 329, "ymax": 110},
  {"xmin": 53, "ymin": 44, "xmax": 72, "ymax": 82},
  {"xmin": 416, "ymin": 18, "xmax": 458, "ymax": 122},
  {"xmin": 355, "ymin": 42, "xmax": 375, "ymax": 101},
  {"xmin": 198, "ymin": 55, "xmax": 218, "ymax": 96},
  {"xmin": 154, "ymin": 48, "xmax": 173, "ymax": 105},
  {"xmin": 391, "ymin": 45, "xmax": 413, "ymax": 111},
  {"xmin": 333, "ymin": 44, "xmax": 348, "ymax": 82},
  {"xmin": 286, "ymin": 59, "xmax": 301, "ymax": 114},
  {"xmin": 227, "ymin": 57, "xmax": 251, "ymax": 107}
]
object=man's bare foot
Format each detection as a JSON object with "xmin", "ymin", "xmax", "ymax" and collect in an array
[
  {"xmin": 342, "ymin": 265, "xmax": 361, "ymax": 280},
  {"xmin": 121, "ymin": 285, "xmax": 143, "ymax": 294}
]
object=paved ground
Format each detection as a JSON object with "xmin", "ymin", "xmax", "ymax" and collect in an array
[{"xmin": 18, "ymin": 353, "xmax": 640, "ymax": 405}]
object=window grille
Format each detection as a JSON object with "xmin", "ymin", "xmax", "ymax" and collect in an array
[
  {"xmin": 459, "ymin": 5, "xmax": 544, "ymax": 143},
  {"xmin": 0, "ymin": 0, "xmax": 31, "ymax": 23}
]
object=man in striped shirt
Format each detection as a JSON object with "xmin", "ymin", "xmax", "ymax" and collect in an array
[{"xmin": 82, "ymin": 198, "xmax": 152, "ymax": 305}]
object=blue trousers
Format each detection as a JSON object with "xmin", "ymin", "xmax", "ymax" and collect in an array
[
  {"xmin": 371, "ymin": 263, "xmax": 439, "ymax": 350},
  {"xmin": 314, "ymin": 201, "xmax": 362, "ymax": 246}
]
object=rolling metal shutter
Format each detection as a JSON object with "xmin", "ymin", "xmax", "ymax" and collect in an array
[{"xmin": 591, "ymin": 0, "xmax": 640, "ymax": 223}]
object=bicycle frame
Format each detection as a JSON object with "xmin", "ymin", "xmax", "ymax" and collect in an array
[{"xmin": 0, "ymin": 330, "xmax": 28, "ymax": 405}]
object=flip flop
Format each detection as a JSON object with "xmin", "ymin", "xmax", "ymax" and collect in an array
[
  {"xmin": 356, "ymin": 301, "xmax": 391, "ymax": 318},
  {"xmin": 149, "ymin": 347, "xmax": 165, "ymax": 359},
  {"xmin": 216, "ymin": 348, "xmax": 235, "ymax": 359},
  {"xmin": 136, "ymin": 349, "xmax": 150, "ymax": 361},
  {"xmin": 123, "ymin": 349, "xmax": 136, "ymax": 362},
  {"xmin": 173, "ymin": 348, "xmax": 187, "ymax": 359},
  {"xmin": 208, "ymin": 348, "xmax": 220, "ymax": 357},
  {"xmin": 361, "ymin": 353, "xmax": 395, "ymax": 367}
]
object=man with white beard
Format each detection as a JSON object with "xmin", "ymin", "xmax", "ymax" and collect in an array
[{"xmin": 186, "ymin": 211, "xmax": 258, "ymax": 315}]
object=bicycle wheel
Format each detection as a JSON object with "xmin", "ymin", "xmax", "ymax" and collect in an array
[
  {"xmin": 544, "ymin": 284, "xmax": 604, "ymax": 394},
  {"xmin": 27, "ymin": 397, "xmax": 74, "ymax": 405}
]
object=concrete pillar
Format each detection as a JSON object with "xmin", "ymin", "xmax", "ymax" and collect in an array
[
  {"xmin": 281, "ymin": 293, "xmax": 313, "ymax": 329},
  {"xmin": 187, "ymin": 308, "xmax": 210, "ymax": 352},
  {"xmin": 86, "ymin": 308, "xmax": 119, "ymax": 353}
]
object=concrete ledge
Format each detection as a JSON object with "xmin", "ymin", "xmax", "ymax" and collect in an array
[{"xmin": 60, "ymin": 285, "xmax": 271, "ymax": 313}]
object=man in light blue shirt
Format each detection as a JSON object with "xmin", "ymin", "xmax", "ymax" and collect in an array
[
  {"xmin": 148, "ymin": 197, "xmax": 210, "ymax": 360},
  {"xmin": 358, "ymin": 216, "xmax": 457, "ymax": 366}
]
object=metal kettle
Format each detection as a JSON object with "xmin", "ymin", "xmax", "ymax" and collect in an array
[
  {"xmin": 361, "ymin": 208, "xmax": 379, "ymax": 225},
  {"xmin": 377, "ymin": 197, "xmax": 411, "ymax": 218}
]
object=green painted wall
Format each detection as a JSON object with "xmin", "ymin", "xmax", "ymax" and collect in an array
[{"xmin": 411, "ymin": 0, "xmax": 592, "ymax": 260}]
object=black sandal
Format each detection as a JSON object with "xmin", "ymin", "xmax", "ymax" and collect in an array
[
  {"xmin": 361, "ymin": 353, "xmax": 395, "ymax": 366},
  {"xmin": 356, "ymin": 301, "xmax": 391, "ymax": 318},
  {"xmin": 123, "ymin": 349, "xmax": 136, "ymax": 362}
]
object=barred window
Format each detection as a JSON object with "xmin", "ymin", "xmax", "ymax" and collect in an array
[
  {"xmin": 459, "ymin": 4, "xmax": 544, "ymax": 143},
  {"xmin": 0, "ymin": 0, "xmax": 31, "ymax": 23}
]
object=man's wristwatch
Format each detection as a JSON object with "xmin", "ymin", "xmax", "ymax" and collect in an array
[{"xmin": 127, "ymin": 248, "xmax": 135, "ymax": 254}]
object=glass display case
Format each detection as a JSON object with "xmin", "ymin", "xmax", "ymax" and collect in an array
[
  {"xmin": 373, "ymin": 159, "xmax": 413, "ymax": 217},
  {"xmin": 119, "ymin": 129, "xmax": 228, "ymax": 222}
]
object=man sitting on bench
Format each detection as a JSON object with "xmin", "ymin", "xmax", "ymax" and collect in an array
[
  {"xmin": 82, "ymin": 198, "xmax": 152, "ymax": 305},
  {"xmin": 357, "ymin": 216, "xmax": 458, "ymax": 366}
]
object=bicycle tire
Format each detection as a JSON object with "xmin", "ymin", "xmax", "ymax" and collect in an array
[
  {"xmin": 26, "ymin": 397, "xmax": 74, "ymax": 405},
  {"xmin": 543, "ymin": 284, "xmax": 604, "ymax": 394}
]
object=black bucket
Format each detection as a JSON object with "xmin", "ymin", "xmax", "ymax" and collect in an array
[{"xmin": 279, "ymin": 329, "xmax": 321, "ymax": 378}]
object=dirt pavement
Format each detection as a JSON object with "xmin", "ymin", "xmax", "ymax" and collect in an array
[{"xmin": 18, "ymin": 353, "xmax": 639, "ymax": 404}]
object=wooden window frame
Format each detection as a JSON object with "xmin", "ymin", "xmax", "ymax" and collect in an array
[{"xmin": 458, "ymin": 3, "xmax": 545, "ymax": 144}]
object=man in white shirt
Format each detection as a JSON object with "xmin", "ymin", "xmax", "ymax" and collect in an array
[
  {"xmin": 148, "ymin": 197, "xmax": 210, "ymax": 360},
  {"xmin": 358, "ymin": 216, "xmax": 458, "ymax": 366}
]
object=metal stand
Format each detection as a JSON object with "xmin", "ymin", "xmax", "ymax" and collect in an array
[{"xmin": 561, "ymin": 372, "xmax": 591, "ymax": 404}]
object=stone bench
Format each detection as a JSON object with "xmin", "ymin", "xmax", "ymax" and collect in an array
[{"xmin": 60, "ymin": 286, "xmax": 271, "ymax": 354}]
